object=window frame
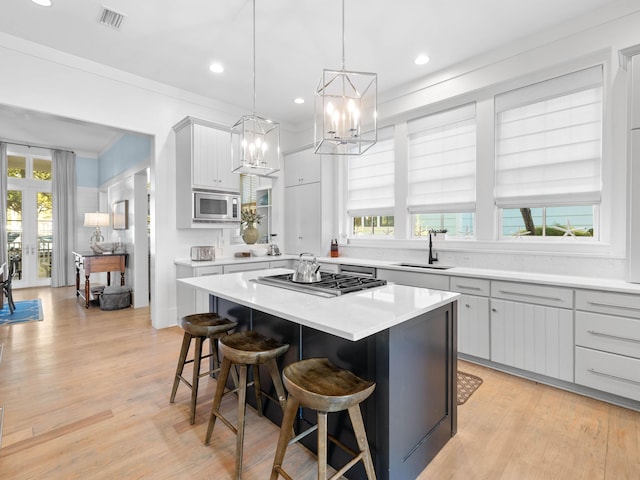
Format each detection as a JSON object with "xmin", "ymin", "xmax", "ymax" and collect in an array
[{"xmin": 340, "ymin": 59, "xmax": 612, "ymax": 257}]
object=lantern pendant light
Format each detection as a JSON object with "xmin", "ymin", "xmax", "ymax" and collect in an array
[
  {"xmin": 231, "ymin": 0, "xmax": 280, "ymax": 176},
  {"xmin": 314, "ymin": 0, "xmax": 377, "ymax": 155}
]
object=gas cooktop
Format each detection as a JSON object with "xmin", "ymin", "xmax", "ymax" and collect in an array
[{"xmin": 253, "ymin": 272, "xmax": 387, "ymax": 297}]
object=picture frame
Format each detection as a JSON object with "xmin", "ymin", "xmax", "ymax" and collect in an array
[{"xmin": 112, "ymin": 200, "xmax": 129, "ymax": 230}]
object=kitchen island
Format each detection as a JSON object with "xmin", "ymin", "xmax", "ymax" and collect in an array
[{"xmin": 178, "ymin": 268, "xmax": 459, "ymax": 480}]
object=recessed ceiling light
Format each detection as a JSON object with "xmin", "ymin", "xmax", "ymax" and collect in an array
[
  {"xmin": 209, "ymin": 62, "xmax": 224, "ymax": 74},
  {"xmin": 294, "ymin": 98, "xmax": 305, "ymax": 104},
  {"xmin": 414, "ymin": 54, "xmax": 430, "ymax": 66},
  {"xmin": 32, "ymin": 0, "xmax": 52, "ymax": 6}
]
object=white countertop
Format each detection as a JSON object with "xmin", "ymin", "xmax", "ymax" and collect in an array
[
  {"xmin": 177, "ymin": 268, "xmax": 459, "ymax": 341},
  {"xmin": 175, "ymin": 254, "xmax": 640, "ymax": 294}
]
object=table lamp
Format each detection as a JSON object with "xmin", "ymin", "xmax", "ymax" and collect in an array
[{"xmin": 84, "ymin": 212, "xmax": 110, "ymax": 246}]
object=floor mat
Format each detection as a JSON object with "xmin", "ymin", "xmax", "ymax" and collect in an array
[{"xmin": 457, "ymin": 371, "xmax": 483, "ymax": 405}]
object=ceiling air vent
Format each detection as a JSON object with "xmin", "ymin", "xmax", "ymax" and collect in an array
[{"xmin": 98, "ymin": 6, "xmax": 125, "ymax": 30}]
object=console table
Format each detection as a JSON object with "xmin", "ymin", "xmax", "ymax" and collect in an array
[{"xmin": 73, "ymin": 251, "xmax": 127, "ymax": 308}]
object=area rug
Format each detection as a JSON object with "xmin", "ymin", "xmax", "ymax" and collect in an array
[
  {"xmin": 0, "ymin": 299, "xmax": 43, "ymax": 326},
  {"xmin": 457, "ymin": 371, "xmax": 483, "ymax": 405}
]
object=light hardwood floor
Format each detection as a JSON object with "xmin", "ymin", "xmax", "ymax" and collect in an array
[{"xmin": 0, "ymin": 286, "xmax": 639, "ymax": 479}]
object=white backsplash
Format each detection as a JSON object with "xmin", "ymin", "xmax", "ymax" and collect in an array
[{"xmin": 338, "ymin": 245, "xmax": 627, "ymax": 281}]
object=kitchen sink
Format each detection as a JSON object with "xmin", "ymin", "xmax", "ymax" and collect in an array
[{"xmin": 394, "ymin": 262, "xmax": 453, "ymax": 270}]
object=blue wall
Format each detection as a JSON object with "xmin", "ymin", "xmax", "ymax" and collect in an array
[
  {"xmin": 76, "ymin": 155, "xmax": 99, "ymax": 187},
  {"xmin": 98, "ymin": 133, "xmax": 151, "ymax": 186}
]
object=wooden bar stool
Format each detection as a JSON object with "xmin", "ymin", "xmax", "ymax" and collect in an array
[
  {"xmin": 270, "ymin": 357, "xmax": 377, "ymax": 480},
  {"xmin": 205, "ymin": 330, "xmax": 289, "ymax": 480},
  {"xmin": 170, "ymin": 313, "xmax": 238, "ymax": 424}
]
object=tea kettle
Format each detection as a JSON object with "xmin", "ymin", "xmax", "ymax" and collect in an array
[{"xmin": 292, "ymin": 253, "xmax": 322, "ymax": 283}]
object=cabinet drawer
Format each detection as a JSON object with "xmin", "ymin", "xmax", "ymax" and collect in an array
[
  {"xmin": 575, "ymin": 289, "xmax": 640, "ymax": 319},
  {"xmin": 575, "ymin": 346, "xmax": 640, "ymax": 402},
  {"xmin": 223, "ymin": 263, "xmax": 266, "ymax": 273},
  {"xmin": 269, "ymin": 260, "xmax": 291, "ymax": 269},
  {"xmin": 195, "ymin": 266, "xmax": 223, "ymax": 277},
  {"xmin": 377, "ymin": 268, "xmax": 449, "ymax": 290},
  {"xmin": 491, "ymin": 281, "xmax": 573, "ymax": 308},
  {"xmin": 575, "ymin": 311, "xmax": 640, "ymax": 359},
  {"xmin": 450, "ymin": 276, "xmax": 490, "ymax": 296}
]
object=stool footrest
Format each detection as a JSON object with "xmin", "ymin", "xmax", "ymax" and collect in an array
[{"xmin": 288, "ymin": 424, "xmax": 318, "ymax": 446}]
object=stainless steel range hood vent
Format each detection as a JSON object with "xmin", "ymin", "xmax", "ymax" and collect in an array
[{"xmin": 98, "ymin": 6, "xmax": 125, "ymax": 29}]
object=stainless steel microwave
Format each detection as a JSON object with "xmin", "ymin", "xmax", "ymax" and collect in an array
[{"xmin": 193, "ymin": 189, "xmax": 240, "ymax": 225}]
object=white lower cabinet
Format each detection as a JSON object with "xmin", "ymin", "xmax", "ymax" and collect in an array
[
  {"xmin": 490, "ymin": 298, "xmax": 574, "ymax": 382},
  {"xmin": 176, "ymin": 265, "xmax": 223, "ymax": 319},
  {"xmin": 450, "ymin": 276, "xmax": 490, "ymax": 359},
  {"xmin": 574, "ymin": 289, "xmax": 640, "ymax": 401}
]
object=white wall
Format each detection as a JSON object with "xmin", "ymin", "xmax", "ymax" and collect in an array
[
  {"xmin": 0, "ymin": 32, "xmax": 250, "ymax": 328},
  {"xmin": 290, "ymin": 2, "xmax": 640, "ymax": 281}
]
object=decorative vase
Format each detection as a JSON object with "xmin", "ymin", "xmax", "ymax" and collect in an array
[{"xmin": 242, "ymin": 223, "xmax": 259, "ymax": 245}]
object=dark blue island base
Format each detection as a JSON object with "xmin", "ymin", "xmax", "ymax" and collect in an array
[{"xmin": 213, "ymin": 297, "xmax": 457, "ymax": 480}]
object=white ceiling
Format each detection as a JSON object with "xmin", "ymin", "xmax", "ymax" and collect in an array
[{"xmin": 0, "ymin": 0, "xmax": 627, "ymax": 155}]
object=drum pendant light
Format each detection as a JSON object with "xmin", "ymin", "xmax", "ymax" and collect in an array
[
  {"xmin": 231, "ymin": 0, "xmax": 280, "ymax": 176},
  {"xmin": 314, "ymin": 0, "xmax": 377, "ymax": 155}
]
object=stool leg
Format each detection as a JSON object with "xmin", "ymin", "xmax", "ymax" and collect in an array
[
  {"xmin": 318, "ymin": 411, "xmax": 329, "ymax": 480},
  {"xmin": 209, "ymin": 335, "xmax": 220, "ymax": 377},
  {"xmin": 205, "ymin": 357, "xmax": 232, "ymax": 445},
  {"xmin": 270, "ymin": 395, "xmax": 300, "ymax": 480},
  {"xmin": 347, "ymin": 405, "xmax": 377, "ymax": 480},
  {"xmin": 267, "ymin": 359, "xmax": 288, "ymax": 412},
  {"xmin": 170, "ymin": 332, "xmax": 192, "ymax": 403},
  {"xmin": 190, "ymin": 336, "xmax": 204, "ymax": 425},
  {"xmin": 236, "ymin": 364, "xmax": 249, "ymax": 480},
  {"xmin": 252, "ymin": 365, "xmax": 263, "ymax": 417}
]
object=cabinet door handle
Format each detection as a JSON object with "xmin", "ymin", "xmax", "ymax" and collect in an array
[
  {"xmin": 491, "ymin": 308, "xmax": 497, "ymax": 312},
  {"xmin": 586, "ymin": 301, "xmax": 640, "ymax": 314},
  {"xmin": 497, "ymin": 290, "xmax": 563, "ymax": 302},
  {"xmin": 456, "ymin": 285, "xmax": 482, "ymax": 291},
  {"xmin": 587, "ymin": 368, "xmax": 640, "ymax": 386},
  {"xmin": 587, "ymin": 330, "xmax": 640, "ymax": 344},
  {"xmin": 465, "ymin": 304, "xmax": 470, "ymax": 308}
]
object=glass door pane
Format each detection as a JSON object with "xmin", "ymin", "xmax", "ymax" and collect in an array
[{"xmin": 37, "ymin": 191, "xmax": 53, "ymax": 280}]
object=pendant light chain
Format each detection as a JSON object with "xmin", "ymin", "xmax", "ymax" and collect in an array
[
  {"xmin": 252, "ymin": 0, "xmax": 256, "ymax": 116},
  {"xmin": 341, "ymin": 0, "xmax": 346, "ymax": 70}
]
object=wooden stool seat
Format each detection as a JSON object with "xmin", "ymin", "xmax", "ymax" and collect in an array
[
  {"xmin": 170, "ymin": 313, "xmax": 237, "ymax": 424},
  {"xmin": 282, "ymin": 357, "xmax": 375, "ymax": 412},
  {"xmin": 179, "ymin": 313, "xmax": 238, "ymax": 337},
  {"xmin": 271, "ymin": 358, "xmax": 377, "ymax": 480},
  {"xmin": 205, "ymin": 331, "xmax": 289, "ymax": 480}
]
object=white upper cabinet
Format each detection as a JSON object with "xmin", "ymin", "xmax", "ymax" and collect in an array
[
  {"xmin": 174, "ymin": 117, "xmax": 240, "ymax": 192},
  {"xmin": 284, "ymin": 148, "xmax": 321, "ymax": 187}
]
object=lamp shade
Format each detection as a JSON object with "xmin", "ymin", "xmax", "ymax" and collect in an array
[
  {"xmin": 231, "ymin": 114, "xmax": 280, "ymax": 176},
  {"xmin": 84, "ymin": 212, "xmax": 110, "ymax": 228},
  {"xmin": 314, "ymin": 69, "xmax": 377, "ymax": 155}
]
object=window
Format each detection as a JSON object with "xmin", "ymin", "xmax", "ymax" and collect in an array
[
  {"xmin": 348, "ymin": 126, "xmax": 395, "ymax": 236},
  {"xmin": 495, "ymin": 65, "xmax": 602, "ymax": 238},
  {"xmin": 502, "ymin": 206, "xmax": 594, "ymax": 237},
  {"xmin": 407, "ymin": 103, "xmax": 476, "ymax": 238}
]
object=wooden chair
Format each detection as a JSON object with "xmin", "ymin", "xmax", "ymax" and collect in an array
[
  {"xmin": 170, "ymin": 313, "xmax": 238, "ymax": 424},
  {"xmin": 1, "ymin": 259, "xmax": 17, "ymax": 314},
  {"xmin": 270, "ymin": 357, "xmax": 377, "ymax": 480},
  {"xmin": 205, "ymin": 330, "xmax": 289, "ymax": 480}
]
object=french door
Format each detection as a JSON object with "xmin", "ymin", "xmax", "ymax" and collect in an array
[{"xmin": 6, "ymin": 152, "xmax": 53, "ymax": 288}]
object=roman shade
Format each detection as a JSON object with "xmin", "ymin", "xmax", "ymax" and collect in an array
[
  {"xmin": 346, "ymin": 126, "xmax": 395, "ymax": 217},
  {"xmin": 407, "ymin": 103, "xmax": 476, "ymax": 214},
  {"xmin": 494, "ymin": 65, "xmax": 603, "ymax": 208}
]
